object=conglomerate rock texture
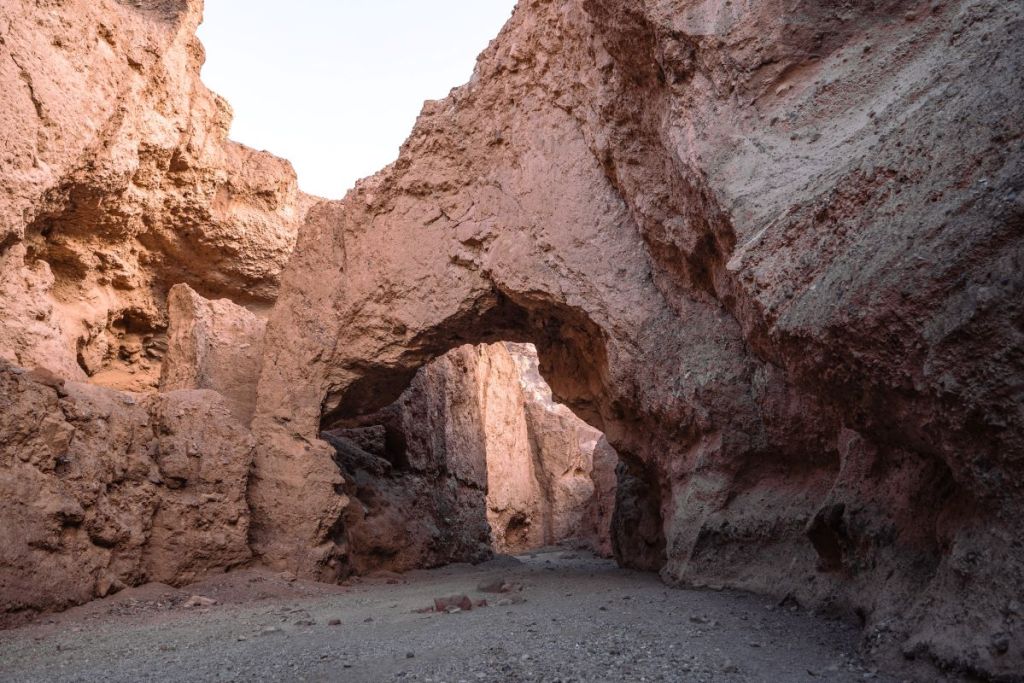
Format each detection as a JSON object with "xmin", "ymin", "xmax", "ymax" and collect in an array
[
  {"xmin": 251, "ymin": 0, "xmax": 1024, "ymax": 679},
  {"xmin": 1, "ymin": 0, "xmax": 1023, "ymax": 680}
]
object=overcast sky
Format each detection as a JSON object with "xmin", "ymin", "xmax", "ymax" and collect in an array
[{"xmin": 197, "ymin": 1, "xmax": 518, "ymax": 199}]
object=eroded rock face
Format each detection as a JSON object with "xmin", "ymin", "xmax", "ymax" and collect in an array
[
  {"xmin": 580, "ymin": 436, "xmax": 618, "ymax": 558},
  {"xmin": 318, "ymin": 342, "xmax": 615, "ymax": 574},
  {"xmin": 0, "ymin": 360, "xmax": 253, "ymax": 627},
  {"xmin": 320, "ymin": 347, "xmax": 493, "ymax": 577},
  {"xmin": 496, "ymin": 342, "xmax": 614, "ymax": 555},
  {"xmin": 0, "ymin": 0, "xmax": 313, "ymax": 392},
  {"xmin": 161, "ymin": 283, "xmax": 265, "ymax": 425},
  {"xmin": 0, "ymin": 0, "xmax": 310, "ymax": 625},
  {"xmin": 252, "ymin": 0, "xmax": 1024, "ymax": 678},
  {"xmin": 1, "ymin": 0, "xmax": 1021, "ymax": 678}
]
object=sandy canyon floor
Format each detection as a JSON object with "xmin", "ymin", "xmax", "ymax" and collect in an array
[{"xmin": 0, "ymin": 549, "xmax": 904, "ymax": 683}]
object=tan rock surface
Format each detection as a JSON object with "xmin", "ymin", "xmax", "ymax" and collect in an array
[
  {"xmin": 0, "ymin": 0, "xmax": 1021, "ymax": 679},
  {"xmin": 0, "ymin": 360, "xmax": 253, "ymax": 627},
  {"xmin": 0, "ymin": 0, "xmax": 313, "ymax": 391},
  {"xmin": 495, "ymin": 342, "xmax": 612, "ymax": 554},
  {"xmin": 316, "ymin": 342, "xmax": 615, "ymax": 571},
  {"xmin": 252, "ymin": 0, "xmax": 1024, "ymax": 678},
  {"xmin": 160, "ymin": 283, "xmax": 265, "ymax": 425},
  {"xmin": 475, "ymin": 343, "xmax": 546, "ymax": 553}
]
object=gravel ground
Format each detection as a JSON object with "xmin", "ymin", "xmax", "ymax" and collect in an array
[{"xmin": 0, "ymin": 549, "xmax": 898, "ymax": 682}]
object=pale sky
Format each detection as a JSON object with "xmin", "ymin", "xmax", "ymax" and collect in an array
[{"xmin": 197, "ymin": 1, "xmax": 518, "ymax": 199}]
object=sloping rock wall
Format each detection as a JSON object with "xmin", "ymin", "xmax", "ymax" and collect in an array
[
  {"xmin": 579, "ymin": 435, "xmax": 618, "ymax": 558},
  {"xmin": 498, "ymin": 342, "xmax": 613, "ymax": 554},
  {"xmin": 319, "ymin": 345, "xmax": 493, "ymax": 575}
]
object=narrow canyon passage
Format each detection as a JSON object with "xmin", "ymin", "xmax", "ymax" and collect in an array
[
  {"xmin": 0, "ymin": 0, "xmax": 1021, "ymax": 681},
  {"xmin": 317, "ymin": 342, "xmax": 621, "ymax": 568}
]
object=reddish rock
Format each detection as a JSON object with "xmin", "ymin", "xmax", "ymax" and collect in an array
[
  {"xmin": 183, "ymin": 595, "xmax": 217, "ymax": 609},
  {"xmin": 250, "ymin": 0, "xmax": 1024, "ymax": 679},
  {"xmin": 161, "ymin": 284, "xmax": 265, "ymax": 425},
  {"xmin": 578, "ymin": 436, "xmax": 618, "ymax": 558},
  {"xmin": 0, "ymin": 360, "xmax": 253, "ymax": 626},
  {"xmin": 0, "ymin": 0, "xmax": 314, "ymax": 392},
  {"xmin": 476, "ymin": 342, "xmax": 618, "ymax": 554},
  {"xmin": 0, "ymin": 0, "xmax": 1020, "ymax": 680},
  {"xmin": 433, "ymin": 595, "xmax": 473, "ymax": 613},
  {"xmin": 326, "ymin": 342, "xmax": 616, "ymax": 565}
]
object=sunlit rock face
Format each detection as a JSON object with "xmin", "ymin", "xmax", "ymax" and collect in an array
[
  {"xmin": 252, "ymin": 0, "xmax": 1024, "ymax": 678},
  {"xmin": 320, "ymin": 342, "xmax": 616, "ymax": 568},
  {"xmin": 0, "ymin": 0, "xmax": 314, "ymax": 393},
  {"xmin": 491, "ymin": 342, "xmax": 615, "ymax": 556},
  {"xmin": 1, "ymin": 0, "xmax": 1022, "ymax": 679}
]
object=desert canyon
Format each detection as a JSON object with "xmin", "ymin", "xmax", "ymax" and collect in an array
[{"xmin": 0, "ymin": 0, "xmax": 1022, "ymax": 681}]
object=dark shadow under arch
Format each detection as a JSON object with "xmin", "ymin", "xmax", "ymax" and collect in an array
[{"xmin": 315, "ymin": 287, "xmax": 666, "ymax": 573}]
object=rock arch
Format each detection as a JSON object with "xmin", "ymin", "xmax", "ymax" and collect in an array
[
  {"xmin": 1, "ymin": 0, "xmax": 1021, "ymax": 677},
  {"xmin": 246, "ymin": 1, "xmax": 1024, "ymax": 678},
  {"xmin": 247, "ymin": 28, "xmax": 768, "ymax": 582}
]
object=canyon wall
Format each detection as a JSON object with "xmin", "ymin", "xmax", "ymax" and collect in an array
[
  {"xmin": 1, "ymin": 0, "xmax": 1022, "ymax": 680},
  {"xmin": 252, "ymin": 0, "xmax": 1024, "ymax": 679},
  {"xmin": 0, "ymin": 0, "xmax": 312, "ymax": 392},
  {"xmin": 0, "ymin": 0, "xmax": 304, "ymax": 623},
  {"xmin": 497, "ymin": 342, "xmax": 614, "ymax": 555},
  {"xmin": 323, "ymin": 342, "xmax": 615, "ymax": 563},
  {"xmin": 0, "ymin": 0, "xmax": 613, "ymax": 615}
]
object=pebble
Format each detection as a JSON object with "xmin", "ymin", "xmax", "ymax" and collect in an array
[{"xmin": 183, "ymin": 595, "xmax": 217, "ymax": 609}]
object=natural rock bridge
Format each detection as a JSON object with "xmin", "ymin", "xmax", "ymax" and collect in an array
[{"xmin": 0, "ymin": 0, "xmax": 1021, "ymax": 680}]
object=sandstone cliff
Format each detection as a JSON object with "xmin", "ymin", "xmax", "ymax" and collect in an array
[
  {"xmin": 0, "ymin": 0, "xmax": 305, "ymax": 623},
  {"xmin": 322, "ymin": 342, "xmax": 616, "ymax": 567},
  {"xmin": 161, "ymin": 283, "xmax": 265, "ymax": 425},
  {"xmin": 497, "ymin": 342, "xmax": 614, "ymax": 555}
]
